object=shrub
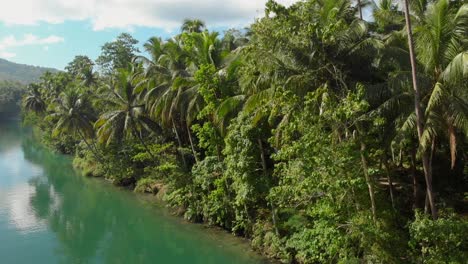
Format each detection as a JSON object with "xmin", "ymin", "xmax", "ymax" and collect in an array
[{"xmin": 409, "ymin": 211, "xmax": 468, "ymax": 263}]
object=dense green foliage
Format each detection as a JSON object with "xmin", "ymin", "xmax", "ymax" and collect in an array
[
  {"xmin": 0, "ymin": 80, "xmax": 25, "ymax": 115},
  {"xmin": 22, "ymin": 1, "xmax": 467, "ymax": 263},
  {"xmin": 0, "ymin": 58, "xmax": 57, "ymax": 83}
]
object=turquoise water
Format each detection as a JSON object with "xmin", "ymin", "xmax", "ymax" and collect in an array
[{"xmin": 0, "ymin": 120, "xmax": 265, "ymax": 264}]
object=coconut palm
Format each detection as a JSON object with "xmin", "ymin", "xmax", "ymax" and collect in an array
[
  {"xmin": 23, "ymin": 84, "xmax": 47, "ymax": 113},
  {"xmin": 181, "ymin": 19, "xmax": 206, "ymax": 33},
  {"xmin": 373, "ymin": 0, "xmax": 404, "ymax": 32},
  {"xmin": 414, "ymin": 1, "xmax": 468, "ymax": 164},
  {"xmin": 402, "ymin": 0, "xmax": 438, "ymax": 218},
  {"xmin": 140, "ymin": 37, "xmax": 201, "ymax": 166},
  {"xmin": 49, "ymin": 89, "xmax": 101, "ymax": 161},
  {"xmin": 95, "ymin": 65, "xmax": 160, "ymax": 159}
]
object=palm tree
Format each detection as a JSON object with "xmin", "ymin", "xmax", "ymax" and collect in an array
[
  {"xmin": 95, "ymin": 66, "xmax": 160, "ymax": 159},
  {"xmin": 181, "ymin": 19, "xmax": 206, "ymax": 33},
  {"xmin": 79, "ymin": 65, "xmax": 98, "ymax": 87},
  {"xmin": 139, "ymin": 37, "xmax": 195, "ymax": 166},
  {"xmin": 23, "ymin": 84, "xmax": 46, "ymax": 113},
  {"xmin": 403, "ymin": 0, "xmax": 437, "ymax": 219},
  {"xmin": 373, "ymin": 0, "xmax": 404, "ymax": 32},
  {"xmin": 414, "ymin": 1, "xmax": 468, "ymax": 167},
  {"xmin": 49, "ymin": 89, "xmax": 101, "ymax": 161}
]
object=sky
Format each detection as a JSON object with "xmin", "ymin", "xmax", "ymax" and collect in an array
[{"xmin": 0, "ymin": 0, "xmax": 298, "ymax": 70}]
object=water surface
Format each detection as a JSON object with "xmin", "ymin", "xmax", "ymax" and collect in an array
[{"xmin": 0, "ymin": 121, "xmax": 264, "ymax": 264}]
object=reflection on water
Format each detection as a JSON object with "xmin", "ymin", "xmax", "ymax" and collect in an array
[{"xmin": 0, "ymin": 121, "xmax": 264, "ymax": 264}]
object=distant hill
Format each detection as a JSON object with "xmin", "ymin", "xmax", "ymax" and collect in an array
[
  {"xmin": 0, "ymin": 58, "xmax": 58, "ymax": 84},
  {"xmin": 0, "ymin": 80, "xmax": 25, "ymax": 116}
]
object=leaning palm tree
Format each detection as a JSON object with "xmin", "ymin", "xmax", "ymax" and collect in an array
[
  {"xmin": 95, "ymin": 65, "xmax": 160, "ymax": 159},
  {"xmin": 181, "ymin": 19, "xmax": 206, "ymax": 33}
]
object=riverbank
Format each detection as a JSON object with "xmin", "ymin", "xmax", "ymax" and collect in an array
[
  {"xmin": 67, "ymin": 136, "xmax": 278, "ymax": 262},
  {"xmin": 0, "ymin": 120, "xmax": 267, "ymax": 264},
  {"xmin": 23, "ymin": 118, "xmax": 282, "ymax": 263}
]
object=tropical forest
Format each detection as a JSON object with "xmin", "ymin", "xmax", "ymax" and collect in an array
[{"xmin": 8, "ymin": 0, "xmax": 468, "ymax": 263}]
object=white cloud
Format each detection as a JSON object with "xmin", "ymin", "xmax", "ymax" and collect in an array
[
  {"xmin": 0, "ymin": 51, "xmax": 16, "ymax": 58},
  {"xmin": 0, "ymin": 34, "xmax": 64, "ymax": 50},
  {"xmin": 0, "ymin": 0, "xmax": 299, "ymax": 31},
  {"xmin": 0, "ymin": 34, "xmax": 64, "ymax": 59}
]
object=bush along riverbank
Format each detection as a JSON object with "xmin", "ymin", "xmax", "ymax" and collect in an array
[{"xmin": 22, "ymin": 1, "xmax": 468, "ymax": 263}]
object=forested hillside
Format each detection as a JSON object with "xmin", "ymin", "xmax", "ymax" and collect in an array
[
  {"xmin": 0, "ymin": 58, "xmax": 57, "ymax": 84},
  {"xmin": 22, "ymin": 0, "xmax": 467, "ymax": 263},
  {"xmin": 0, "ymin": 58, "xmax": 56, "ymax": 116},
  {"xmin": 0, "ymin": 80, "xmax": 25, "ymax": 116}
]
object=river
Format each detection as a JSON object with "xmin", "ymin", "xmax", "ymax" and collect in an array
[{"xmin": 0, "ymin": 120, "xmax": 265, "ymax": 264}]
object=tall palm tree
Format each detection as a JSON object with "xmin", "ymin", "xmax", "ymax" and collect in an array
[
  {"xmin": 95, "ymin": 66, "xmax": 160, "ymax": 159},
  {"xmin": 414, "ymin": 1, "xmax": 468, "ymax": 166},
  {"xmin": 181, "ymin": 19, "xmax": 206, "ymax": 33},
  {"xmin": 141, "ymin": 37, "xmax": 201, "ymax": 166},
  {"xmin": 403, "ymin": 0, "xmax": 437, "ymax": 219}
]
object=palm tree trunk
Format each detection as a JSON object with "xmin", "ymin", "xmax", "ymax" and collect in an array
[
  {"xmin": 258, "ymin": 139, "xmax": 267, "ymax": 176},
  {"xmin": 403, "ymin": 0, "xmax": 437, "ymax": 219},
  {"xmin": 410, "ymin": 146, "xmax": 420, "ymax": 209},
  {"xmin": 425, "ymin": 138, "xmax": 436, "ymax": 215},
  {"xmin": 383, "ymin": 156, "xmax": 395, "ymax": 209},
  {"xmin": 77, "ymin": 130, "xmax": 104, "ymax": 164},
  {"xmin": 360, "ymin": 141, "xmax": 377, "ymax": 223},
  {"xmin": 172, "ymin": 118, "xmax": 188, "ymax": 170},
  {"xmin": 399, "ymin": 149, "xmax": 404, "ymax": 167},
  {"xmin": 448, "ymin": 123, "xmax": 457, "ymax": 169},
  {"xmin": 187, "ymin": 123, "xmax": 199, "ymax": 164},
  {"xmin": 131, "ymin": 125, "xmax": 155, "ymax": 160},
  {"xmin": 357, "ymin": 0, "xmax": 363, "ymax": 20}
]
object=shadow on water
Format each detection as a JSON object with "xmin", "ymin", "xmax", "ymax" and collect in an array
[{"xmin": 0, "ymin": 120, "xmax": 266, "ymax": 264}]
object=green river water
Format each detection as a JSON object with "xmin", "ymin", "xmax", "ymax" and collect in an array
[{"xmin": 0, "ymin": 120, "xmax": 266, "ymax": 264}]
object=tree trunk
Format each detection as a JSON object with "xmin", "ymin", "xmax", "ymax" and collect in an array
[
  {"xmin": 357, "ymin": 0, "xmax": 363, "ymax": 20},
  {"xmin": 215, "ymin": 136, "xmax": 223, "ymax": 162},
  {"xmin": 360, "ymin": 141, "xmax": 377, "ymax": 223},
  {"xmin": 187, "ymin": 123, "xmax": 199, "ymax": 164},
  {"xmin": 399, "ymin": 148, "xmax": 404, "ymax": 168},
  {"xmin": 383, "ymin": 156, "xmax": 395, "ymax": 209},
  {"xmin": 132, "ymin": 126, "xmax": 156, "ymax": 160},
  {"xmin": 448, "ymin": 123, "xmax": 457, "ymax": 169},
  {"xmin": 258, "ymin": 139, "xmax": 268, "ymax": 176},
  {"xmin": 403, "ymin": 0, "xmax": 437, "ymax": 219},
  {"xmin": 172, "ymin": 118, "xmax": 188, "ymax": 170},
  {"xmin": 77, "ymin": 129, "xmax": 103, "ymax": 164},
  {"xmin": 410, "ymin": 146, "xmax": 420, "ymax": 209},
  {"xmin": 425, "ymin": 138, "xmax": 436, "ymax": 215}
]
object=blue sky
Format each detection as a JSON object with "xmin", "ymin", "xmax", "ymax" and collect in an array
[
  {"xmin": 0, "ymin": 21, "xmax": 175, "ymax": 69},
  {"xmin": 0, "ymin": 0, "xmax": 371, "ymax": 70},
  {"xmin": 0, "ymin": 0, "xmax": 299, "ymax": 69}
]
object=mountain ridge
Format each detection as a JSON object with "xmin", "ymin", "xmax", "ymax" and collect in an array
[{"xmin": 0, "ymin": 58, "xmax": 59, "ymax": 84}]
